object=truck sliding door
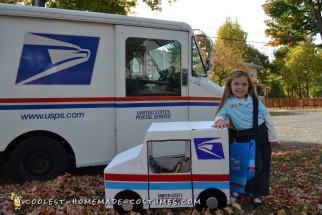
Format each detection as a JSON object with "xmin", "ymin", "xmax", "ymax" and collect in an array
[{"xmin": 115, "ymin": 25, "xmax": 189, "ymax": 153}]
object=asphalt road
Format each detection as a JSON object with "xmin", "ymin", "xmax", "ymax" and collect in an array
[{"xmin": 270, "ymin": 109, "xmax": 322, "ymax": 151}]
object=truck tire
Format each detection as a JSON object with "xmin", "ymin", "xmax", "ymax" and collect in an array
[
  {"xmin": 9, "ymin": 136, "xmax": 68, "ymax": 183},
  {"xmin": 113, "ymin": 190, "xmax": 143, "ymax": 214},
  {"xmin": 195, "ymin": 188, "xmax": 227, "ymax": 212}
]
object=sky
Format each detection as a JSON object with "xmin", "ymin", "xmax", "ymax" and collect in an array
[{"xmin": 132, "ymin": 0, "xmax": 276, "ymax": 60}]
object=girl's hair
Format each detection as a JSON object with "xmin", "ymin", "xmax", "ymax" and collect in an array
[{"xmin": 215, "ymin": 69, "xmax": 257, "ymax": 115}]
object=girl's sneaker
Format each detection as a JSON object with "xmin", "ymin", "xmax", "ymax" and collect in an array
[
  {"xmin": 230, "ymin": 192, "xmax": 239, "ymax": 204},
  {"xmin": 252, "ymin": 197, "xmax": 263, "ymax": 207}
]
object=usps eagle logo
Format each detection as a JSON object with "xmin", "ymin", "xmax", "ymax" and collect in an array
[
  {"xmin": 194, "ymin": 138, "xmax": 225, "ymax": 160},
  {"xmin": 230, "ymin": 157, "xmax": 240, "ymax": 171},
  {"xmin": 16, "ymin": 33, "xmax": 99, "ymax": 85}
]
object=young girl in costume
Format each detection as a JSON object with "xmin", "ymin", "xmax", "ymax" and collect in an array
[{"xmin": 213, "ymin": 69, "xmax": 277, "ymax": 207}]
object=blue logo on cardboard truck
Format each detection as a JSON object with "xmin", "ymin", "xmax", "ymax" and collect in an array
[
  {"xmin": 16, "ymin": 33, "xmax": 99, "ymax": 85},
  {"xmin": 194, "ymin": 137, "xmax": 225, "ymax": 159}
]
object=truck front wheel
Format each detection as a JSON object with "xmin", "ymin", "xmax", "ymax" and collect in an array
[
  {"xmin": 113, "ymin": 190, "xmax": 143, "ymax": 214},
  {"xmin": 195, "ymin": 188, "xmax": 227, "ymax": 212},
  {"xmin": 9, "ymin": 136, "xmax": 68, "ymax": 183}
]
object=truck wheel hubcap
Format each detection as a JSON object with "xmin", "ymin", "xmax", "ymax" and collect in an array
[
  {"xmin": 206, "ymin": 197, "xmax": 218, "ymax": 209},
  {"xmin": 121, "ymin": 199, "xmax": 133, "ymax": 211},
  {"xmin": 27, "ymin": 152, "xmax": 50, "ymax": 175}
]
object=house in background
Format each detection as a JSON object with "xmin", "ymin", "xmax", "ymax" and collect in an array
[{"xmin": 242, "ymin": 62, "xmax": 268, "ymax": 99}]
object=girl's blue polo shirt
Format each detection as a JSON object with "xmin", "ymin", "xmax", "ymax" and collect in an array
[{"xmin": 217, "ymin": 95, "xmax": 269, "ymax": 130}]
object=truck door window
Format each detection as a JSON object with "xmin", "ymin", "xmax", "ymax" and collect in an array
[
  {"xmin": 147, "ymin": 140, "xmax": 191, "ymax": 173},
  {"xmin": 126, "ymin": 37, "xmax": 181, "ymax": 96},
  {"xmin": 192, "ymin": 36, "xmax": 207, "ymax": 77}
]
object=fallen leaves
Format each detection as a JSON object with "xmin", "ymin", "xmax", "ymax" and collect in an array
[
  {"xmin": 0, "ymin": 174, "xmax": 107, "ymax": 215},
  {"xmin": 266, "ymin": 146, "xmax": 322, "ymax": 214},
  {"xmin": 0, "ymin": 146, "xmax": 321, "ymax": 215}
]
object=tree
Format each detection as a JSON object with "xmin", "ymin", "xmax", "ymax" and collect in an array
[
  {"xmin": 215, "ymin": 17, "xmax": 249, "ymax": 60},
  {"xmin": 311, "ymin": 72, "xmax": 322, "ymax": 97},
  {"xmin": 211, "ymin": 18, "xmax": 248, "ymax": 86},
  {"xmin": 211, "ymin": 43, "xmax": 246, "ymax": 86},
  {"xmin": 243, "ymin": 45, "xmax": 270, "ymax": 67},
  {"xmin": 212, "ymin": 18, "xmax": 271, "ymax": 87},
  {"xmin": 283, "ymin": 40, "xmax": 322, "ymax": 98},
  {"xmin": 141, "ymin": 0, "xmax": 177, "ymax": 11},
  {"xmin": 0, "ymin": 0, "xmax": 176, "ymax": 14},
  {"xmin": 263, "ymin": 0, "xmax": 322, "ymax": 46},
  {"xmin": 267, "ymin": 79, "xmax": 285, "ymax": 98},
  {"xmin": 0, "ymin": 0, "xmax": 31, "ymax": 5},
  {"xmin": 46, "ymin": 0, "xmax": 136, "ymax": 15}
]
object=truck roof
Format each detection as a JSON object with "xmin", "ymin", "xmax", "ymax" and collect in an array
[
  {"xmin": 144, "ymin": 121, "xmax": 216, "ymax": 141},
  {"xmin": 0, "ymin": 3, "xmax": 191, "ymax": 32}
]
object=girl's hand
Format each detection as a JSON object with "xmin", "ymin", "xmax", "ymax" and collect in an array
[
  {"xmin": 269, "ymin": 142, "xmax": 277, "ymax": 147},
  {"xmin": 212, "ymin": 119, "xmax": 226, "ymax": 129}
]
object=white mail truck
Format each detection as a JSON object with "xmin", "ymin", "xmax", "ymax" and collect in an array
[
  {"xmin": 104, "ymin": 121, "xmax": 229, "ymax": 214},
  {"xmin": 0, "ymin": 4, "xmax": 223, "ymax": 182}
]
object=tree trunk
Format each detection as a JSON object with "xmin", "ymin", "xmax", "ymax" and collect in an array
[
  {"xmin": 307, "ymin": 0, "xmax": 322, "ymax": 41},
  {"xmin": 306, "ymin": 80, "xmax": 309, "ymax": 98},
  {"xmin": 298, "ymin": 78, "xmax": 302, "ymax": 98},
  {"xmin": 32, "ymin": 0, "xmax": 46, "ymax": 7}
]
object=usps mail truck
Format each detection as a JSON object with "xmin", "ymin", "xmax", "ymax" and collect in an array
[
  {"xmin": 0, "ymin": 4, "xmax": 223, "ymax": 182},
  {"xmin": 104, "ymin": 121, "xmax": 229, "ymax": 214}
]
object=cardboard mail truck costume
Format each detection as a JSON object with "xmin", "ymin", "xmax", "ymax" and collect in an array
[{"xmin": 104, "ymin": 121, "xmax": 229, "ymax": 214}]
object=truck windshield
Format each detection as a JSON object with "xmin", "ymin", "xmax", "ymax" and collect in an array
[
  {"xmin": 192, "ymin": 37, "xmax": 206, "ymax": 77},
  {"xmin": 192, "ymin": 30, "xmax": 213, "ymax": 77}
]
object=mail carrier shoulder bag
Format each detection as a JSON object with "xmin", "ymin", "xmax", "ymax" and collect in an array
[{"xmin": 229, "ymin": 96, "xmax": 258, "ymax": 194}]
